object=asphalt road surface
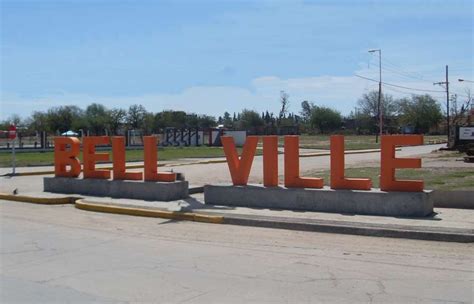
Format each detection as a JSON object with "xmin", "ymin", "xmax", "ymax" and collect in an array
[{"xmin": 1, "ymin": 200, "xmax": 472, "ymax": 303}]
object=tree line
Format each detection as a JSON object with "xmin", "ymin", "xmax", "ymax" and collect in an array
[{"xmin": 2, "ymin": 89, "xmax": 468, "ymax": 136}]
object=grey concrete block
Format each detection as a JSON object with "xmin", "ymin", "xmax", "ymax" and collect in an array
[
  {"xmin": 204, "ymin": 184, "xmax": 433, "ymax": 217},
  {"xmin": 432, "ymin": 190, "xmax": 474, "ymax": 209},
  {"xmin": 44, "ymin": 177, "xmax": 188, "ymax": 201}
]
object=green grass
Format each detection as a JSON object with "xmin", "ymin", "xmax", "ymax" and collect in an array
[
  {"xmin": 307, "ymin": 167, "xmax": 474, "ymax": 190},
  {"xmin": 0, "ymin": 146, "xmax": 255, "ymax": 167},
  {"xmin": 277, "ymin": 135, "xmax": 447, "ymax": 150}
]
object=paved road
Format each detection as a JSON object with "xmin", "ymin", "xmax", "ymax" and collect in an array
[
  {"xmin": 1, "ymin": 200, "xmax": 472, "ymax": 303},
  {"xmin": 0, "ymin": 144, "xmax": 446, "ymax": 193}
]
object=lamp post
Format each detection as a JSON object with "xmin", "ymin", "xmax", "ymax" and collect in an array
[
  {"xmin": 458, "ymin": 79, "xmax": 474, "ymax": 83},
  {"xmin": 369, "ymin": 49, "xmax": 382, "ymax": 143}
]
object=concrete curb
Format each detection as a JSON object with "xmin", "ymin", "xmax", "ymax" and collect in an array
[
  {"xmin": 433, "ymin": 190, "xmax": 474, "ymax": 209},
  {"xmin": 216, "ymin": 213, "xmax": 474, "ymax": 243},
  {"xmin": 0, "ymin": 193, "xmax": 471, "ymax": 243},
  {"xmin": 189, "ymin": 186, "xmax": 205, "ymax": 194},
  {"xmin": 0, "ymin": 192, "xmax": 78, "ymax": 204},
  {"xmin": 67, "ymin": 198, "xmax": 474, "ymax": 243},
  {"xmin": 3, "ymin": 170, "xmax": 55, "ymax": 177},
  {"xmin": 75, "ymin": 199, "xmax": 224, "ymax": 224}
]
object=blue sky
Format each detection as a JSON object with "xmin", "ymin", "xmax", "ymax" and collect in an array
[{"xmin": 1, "ymin": 0, "xmax": 473, "ymax": 120}]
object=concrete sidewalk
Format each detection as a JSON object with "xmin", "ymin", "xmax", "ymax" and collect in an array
[{"xmin": 3, "ymin": 191, "xmax": 472, "ymax": 243}]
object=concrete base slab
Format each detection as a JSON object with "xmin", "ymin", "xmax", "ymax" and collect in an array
[
  {"xmin": 44, "ymin": 177, "xmax": 188, "ymax": 201},
  {"xmin": 205, "ymin": 184, "xmax": 433, "ymax": 217},
  {"xmin": 432, "ymin": 190, "xmax": 474, "ymax": 209}
]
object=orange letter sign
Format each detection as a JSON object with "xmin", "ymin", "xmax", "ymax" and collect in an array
[
  {"xmin": 83, "ymin": 136, "xmax": 111, "ymax": 179},
  {"xmin": 143, "ymin": 136, "xmax": 176, "ymax": 182},
  {"xmin": 263, "ymin": 136, "xmax": 278, "ymax": 187},
  {"xmin": 330, "ymin": 135, "xmax": 371, "ymax": 190},
  {"xmin": 112, "ymin": 137, "xmax": 143, "ymax": 180},
  {"xmin": 222, "ymin": 136, "xmax": 258, "ymax": 186},
  {"xmin": 284, "ymin": 136, "xmax": 323, "ymax": 188},
  {"xmin": 380, "ymin": 135, "xmax": 424, "ymax": 192},
  {"xmin": 54, "ymin": 137, "xmax": 81, "ymax": 177}
]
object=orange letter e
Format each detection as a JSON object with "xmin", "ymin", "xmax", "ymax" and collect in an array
[
  {"xmin": 83, "ymin": 136, "xmax": 111, "ymax": 179},
  {"xmin": 380, "ymin": 135, "xmax": 424, "ymax": 192}
]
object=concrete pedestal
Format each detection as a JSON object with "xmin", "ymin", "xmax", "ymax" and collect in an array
[
  {"xmin": 44, "ymin": 177, "xmax": 188, "ymax": 201},
  {"xmin": 204, "ymin": 184, "xmax": 433, "ymax": 217}
]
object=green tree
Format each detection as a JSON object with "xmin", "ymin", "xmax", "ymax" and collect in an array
[
  {"xmin": 222, "ymin": 111, "xmax": 233, "ymax": 127},
  {"xmin": 46, "ymin": 105, "xmax": 85, "ymax": 133},
  {"xmin": 142, "ymin": 112, "xmax": 156, "ymax": 135},
  {"xmin": 196, "ymin": 115, "xmax": 216, "ymax": 128},
  {"xmin": 28, "ymin": 111, "xmax": 50, "ymax": 132},
  {"xmin": 357, "ymin": 90, "xmax": 398, "ymax": 132},
  {"xmin": 126, "ymin": 104, "xmax": 147, "ymax": 129},
  {"xmin": 300, "ymin": 100, "xmax": 314, "ymax": 123},
  {"xmin": 349, "ymin": 110, "xmax": 374, "ymax": 135},
  {"xmin": 397, "ymin": 94, "xmax": 442, "ymax": 133},
  {"xmin": 106, "ymin": 108, "xmax": 127, "ymax": 135},
  {"xmin": 155, "ymin": 110, "xmax": 187, "ymax": 129},
  {"xmin": 238, "ymin": 109, "xmax": 264, "ymax": 129},
  {"xmin": 85, "ymin": 103, "xmax": 108, "ymax": 135},
  {"xmin": 310, "ymin": 106, "xmax": 342, "ymax": 133}
]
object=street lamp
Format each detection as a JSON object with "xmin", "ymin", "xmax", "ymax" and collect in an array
[
  {"xmin": 458, "ymin": 79, "xmax": 474, "ymax": 83},
  {"xmin": 368, "ymin": 49, "xmax": 382, "ymax": 143}
]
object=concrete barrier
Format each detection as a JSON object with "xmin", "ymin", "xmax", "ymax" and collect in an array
[
  {"xmin": 44, "ymin": 177, "xmax": 188, "ymax": 201},
  {"xmin": 432, "ymin": 190, "xmax": 474, "ymax": 209},
  {"xmin": 204, "ymin": 184, "xmax": 433, "ymax": 217}
]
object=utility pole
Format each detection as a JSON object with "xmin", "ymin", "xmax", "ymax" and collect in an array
[
  {"xmin": 434, "ymin": 65, "xmax": 450, "ymax": 143},
  {"xmin": 369, "ymin": 49, "xmax": 382, "ymax": 143}
]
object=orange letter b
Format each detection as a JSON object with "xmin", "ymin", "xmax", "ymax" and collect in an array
[{"xmin": 54, "ymin": 137, "xmax": 81, "ymax": 177}]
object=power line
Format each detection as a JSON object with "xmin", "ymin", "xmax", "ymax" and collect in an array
[
  {"xmin": 383, "ymin": 86, "xmax": 445, "ymax": 97},
  {"xmin": 381, "ymin": 65, "xmax": 436, "ymax": 83},
  {"xmin": 354, "ymin": 74, "xmax": 446, "ymax": 93},
  {"xmin": 382, "ymin": 62, "xmax": 428, "ymax": 81},
  {"xmin": 367, "ymin": 54, "xmax": 432, "ymax": 82}
]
